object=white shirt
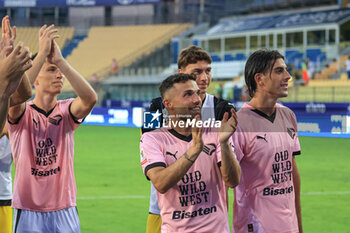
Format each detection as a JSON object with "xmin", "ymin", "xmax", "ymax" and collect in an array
[
  {"xmin": 0, "ymin": 135, "xmax": 12, "ymax": 200},
  {"xmin": 346, "ymin": 60, "xmax": 350, "ymax": 71}
]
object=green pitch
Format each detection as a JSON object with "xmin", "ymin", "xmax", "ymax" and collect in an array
[{"xmin": 74, "ymin": 125, "xmax": 350, "ymax": 233}]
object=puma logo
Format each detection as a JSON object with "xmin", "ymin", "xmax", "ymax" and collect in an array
[
  {"xmin": 256, "ymin": 134, "xmax": 267, "ymax": 142},
  {"xmin": 166, "ymin": 151, "xmax": 178, "ymax": 160},
  {"xmin": 33, "ymin": 118, "xmax": 38, "ymax": 128}
]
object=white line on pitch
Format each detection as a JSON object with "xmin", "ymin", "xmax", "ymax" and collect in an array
[
  {"xmin": 302, "ymin": 191, "xmax": 350, "ymax": 195},
  {"xmin": 77, "ymin": 195, "xmax": 148, "ymax": 200},
  {"xmin": 78, "ymin": 191, "xmax": 350, "ymax": 200}
]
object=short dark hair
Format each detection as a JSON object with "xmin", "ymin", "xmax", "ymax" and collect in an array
[
  {"xmin": 245, "ymin": 49, "xmax": 284, "ymax": 98},
  {"xmin": 177, "ymin": 45, "xmax": 212, "ymax": 69},
  {"xmin": 159, "ymin": 73, "xmax": 196, "ymax": 98}
]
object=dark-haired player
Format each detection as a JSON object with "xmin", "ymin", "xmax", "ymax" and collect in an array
[
  {"xmin": 141, "ymin": 73, "xmax": 240, "ymax": 232},
  {"xmin": 232, "ymin": 49, "xmax": 303, "ymax": 233},
  {"xmin": 143, "ymin": 45, "xmax": 234, "ymax": 233}
]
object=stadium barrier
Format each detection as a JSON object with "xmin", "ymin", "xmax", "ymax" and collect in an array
[{"xmin": 85, "ymin": 101, "xmax": 350, "ymax": 138}]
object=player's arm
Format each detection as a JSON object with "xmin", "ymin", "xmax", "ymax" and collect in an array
[
  {"xmin": 0, "ymin": 16, "xmax": 30, "ymax": 128},
  {"xmin": 9, "ymin": 25, "xmax": 59, "ymax": 121},
  {"xmin": 219, "ymin": 108, "xmax": 241, "ymax": 188},
  {"xmin": 0, "ymin": 124, "xmax": 8, "ymax": 138},
  {"xmin": 0, "ymin": 96, "xmax": 9, "ymax": 132},
  {"xmin": 9, "ymin": 73, "xmax": 32, "ymax": 106},
  {"xmin": 0, "ymin": 16, "xmax": 32, "ymax": 106},
  {"xmin": 26, "ymin": 25, "xmax": 59, "ymax": 85},
  {"xmin": 292, "ymin": 156, "xmax": 303, "ymax": 233},
  {"xmin": 49, "ymin": 40, "xmax": 97, "ymax": 119},
  {"xmin": 3, "ymin": 43, "xmax": 32, "ymax": 123},
  {"xmin": 146, "ymin": 116, "xmax": 203, "ymax": 194}
]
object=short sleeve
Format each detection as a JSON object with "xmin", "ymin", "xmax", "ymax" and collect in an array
[
  {"xmin": 61, "ymin": 99, "xmax": 83, "ymax": 131},
  {"xmin": 231, "ymin": 125, "xmax": 245, "ymax": 162},
  {"xmin": 291, "ymin": 111, "xmax": 301, "ymax": 156},
  {"xmin": 140, "ymin": 132, "xmax": 166, "ymax": 180},
  {"xmin": 7, "ymin": 105, "xmax": 26, "ymax": 132}
]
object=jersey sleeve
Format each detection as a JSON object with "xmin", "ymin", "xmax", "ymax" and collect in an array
[
  {"xmin": 140, "ymin": 132, "xmax": 166, "ymax": 180},
  {"xmin": 7, "ymin": 103, "xmax": 27, "ymax": 128},
  {"xmin": 231, "ymin": 125, "xmax": 245, "ymax": 162},
  {"xmin": 62, "ymin": 98, "xmax": 83, "ymax": 131},
  {"xmin": 6, "ymin": 104, "xmax": 28, "ymax": 144},
  {"xmin": 6, "ymin": 104, "xmax": 29, "ymax": 161},
  {"xmin": 291, "ymin": 111, "xmax": 301, "ymax": 156}
]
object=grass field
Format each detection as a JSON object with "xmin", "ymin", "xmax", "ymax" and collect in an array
[{"xmin": 73, "ymin": 125, "xmax": 350, "ymax": 233}]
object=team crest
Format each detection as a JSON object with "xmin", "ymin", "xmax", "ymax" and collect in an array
[
  {"xmin": 203, "ymin": 143, "xmax": 216, "ymax": 156},
  {"xmin": 287, "ymin": 128, "xmax": 296, "ymax": 139},
  {"xmin": 49, "ymin": 115, "xmax": 63, "ymax": 126}
]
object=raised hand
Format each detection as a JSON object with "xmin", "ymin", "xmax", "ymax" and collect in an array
[
  {"xmin": 187, "ymin": 114, "xmax": 204, "ymax": 157},
  {"xmin": 0, "ymin": 15, "xmax": 16, "ymax": 55},
  {"xmin": 47, "ymin": 40, "xmax": 64, "ymax": 65},
  {"xmin": 219, "ymin": 108, "xmax": 237, "ymax": 143},
  {"xmin": 38, "ymin": 24, "xmax": 59, "ymax": 57},
  {"xmin": 0, "ymin": 42, "xmax": 32, "ymax": 97}
]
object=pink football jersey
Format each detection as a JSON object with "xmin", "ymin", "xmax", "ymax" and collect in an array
[
  {"xmin": 140, "ymin": 127, "xmax": 230, "ymax": 233},
  {"xmin": 232, "ymin": 103, "xmax": 300, "ymax": 233},
  {"xmin": 7, "ymin": 99, "xmax": 82, "ymax": 212}
]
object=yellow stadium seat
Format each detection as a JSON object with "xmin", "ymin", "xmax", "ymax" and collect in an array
[{"xmin": 65, "ymin": 24, "xmax": 193, "ymax": 90}]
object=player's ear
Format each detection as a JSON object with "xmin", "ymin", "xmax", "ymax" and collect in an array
[
  {"xmin": 254, "ymin": 73, "xmax": 264, "ymax": 87},
  {"xmin": 34, "ymin": 79, "xmax": 39, "ymax": 86},
  {"xmin": 178, "ymin": 68, "xmax": 184, "ymax": 73},
  {"xmin": 163, "ymin": 98, "xmax": 172, "ymax": 109}
]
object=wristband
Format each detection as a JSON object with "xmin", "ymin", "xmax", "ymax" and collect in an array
[{"xmin": 184, "ymin": 152, "xmax": 195, "ymax": 164}]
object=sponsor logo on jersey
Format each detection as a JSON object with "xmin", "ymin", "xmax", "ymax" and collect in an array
[
  {"xmin": 256, "ymin": 134, "xmax": 268, "ymax": 142},
  {"xmin": 166, "ymin": 151, "xmax": 178, "ymax": 160},
  {"xmin": 33, "ymin": 118, "xmax": 38, "ymax": 128}
]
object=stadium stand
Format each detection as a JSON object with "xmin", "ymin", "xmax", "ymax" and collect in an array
[
  {"xmin": 190, "ymin": 8, "xmax": 350, "ymax": 70},
  {"xmin": 65, "ymin": 23, "xmax": 192, "ymax": 88},
  {"xmin": 62, "ymin": 35, "xmax": 87, "ymax": 58},
  {"xmin": 285, "ymin": 84, "xmax": 350, "ymax": 102},
  {"xmin": 13, "ymin": 27, "xmax": 74, "ymax": 54},
  {"xmin": 312, "ymin": 55, "xmax": 350, "ymax": 80}
]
